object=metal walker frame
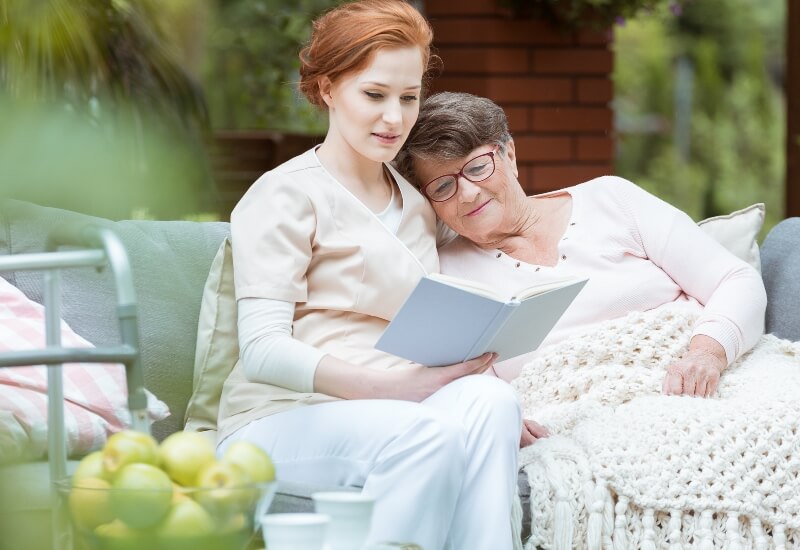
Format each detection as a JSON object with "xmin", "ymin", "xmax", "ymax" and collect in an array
[{"xmin": 0, "ymin": 224, "xmax": 151, "ymax": 550}]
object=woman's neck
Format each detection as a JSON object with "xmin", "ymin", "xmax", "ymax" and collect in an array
[
  {"xmin": 491, "ymin": 196, "xmax": 571, "ymax": 265},
  {"xmin": 316, "ymin": 137, "xmax": 388, "ymax": 198}
]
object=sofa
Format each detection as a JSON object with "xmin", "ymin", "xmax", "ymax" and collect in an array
[{"xmin": 0, "ymin": 198, "xmax": 798, "ymax": 550}]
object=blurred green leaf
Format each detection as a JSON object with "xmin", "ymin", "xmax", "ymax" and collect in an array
[
  {"xmin": 0, "ymin": 97, "xmax": 216, "ymax": 220},
  {"xmin": 202, "ymin": 0, "xmax": 339, "ymax": 132},
  {"xmin": 614, "ymin": 0, "xmax": 786, "ymax": 233}
]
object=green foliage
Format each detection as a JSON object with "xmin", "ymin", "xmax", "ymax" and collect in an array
[
  {"xmin": 0, "ymin": 97, "xmax": 216, "ymax": 220},
  {"xmin": 203, "ymin": 0, "xmax": 340, "ymax": 132},
  {"xmin": 613, "ymin": 0, "xmax": 786, "ymax": 234},
  {"xmin": 501, "ymin": 0, "xmax": 675, "ymax": 28},
  {"xmin": 0, "ymin": 0, "xmax": 209, "ymax": 130},
  {"xmin": 0, "ymin": 0, "xmax": 217, "ymax": 219}
]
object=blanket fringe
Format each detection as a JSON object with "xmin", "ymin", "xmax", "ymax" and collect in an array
[
  {"xmin": 511, "ymin": 477, "xmax": 523, "ymax": 550},
  {"xmin": 553, "ymin": 495, "xmax": 573, "ymax": 550},
  {"xmin": 726, "ymin": 512, "xmax": 743, "ymax": 550},
  {"xmin": 641, "ymin": 508, "xmax": 656, "ymax": 550},
  {"xmin": 750, "ymin": 517, "xmax": 769, "ymax": 550},
  {"xmin": 668, "ymin": 508, "xmax": 682, "ymax": 550},
  {"xmin": 774, "ymin": 523, "xmax": 787, "ymax": 550},
  {"xmin": 698, "ymin": 510, "xmax": 714, "ymax": 550},
  {"xmin": 612, "ymin": 496, "xmax": 628, "ymax": 550},
  {"xmin": 586, "ymin": 480, "xmax": 609, "ymax": 550}
]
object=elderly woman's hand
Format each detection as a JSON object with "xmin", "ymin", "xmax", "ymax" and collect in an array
[
  {"xmin": 520, "ymin": 418, "xmax": 550, "ymax": 448},
  {"xmin": 662, "ymin": 335, "xmax": 728, "ymax": 397}
]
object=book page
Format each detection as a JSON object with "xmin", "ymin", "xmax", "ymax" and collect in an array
[
  {"xmin": 514, "ymin": 277, "xmax": 583, "ymax": 301},
  {"xmin": 428, "ymin": 272, "xmax": 504, "ymax": 301}
]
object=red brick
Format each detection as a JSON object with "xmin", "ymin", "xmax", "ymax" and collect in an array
[
  {"xmin": 577, "ymin": 136, "xmax": 615, "ymax": 161},
  {"xmin": 517, "ymin": 165, "xmax": 534, "ymax": 193},
  {"xmin": 530, "ymin": 107, "xmax": 613, "ymax": 132},
  {"xmin": 432, "ymin": 19, "xmax": 573, "ymax": 46},
  {"xmin": 577, "ymin": 78, "xmax": 613, "ymax": 104},
  {"xmin": 437, "ymin": 47, "xmax": 528, "ymax": 74},
  {"xmin": 429, "ymin": 77, "xmax": 486, "ymax": 97},
  {"xmin": 531, "ymin": 48, "xmax": 613, "ymax": 74},
  {"xmin": 514, "ymin": 136, "xmax": 572, "ymax": 162},
  {"xmin": 577, "ymin": 28, "xmax": 612, "ymax": 45},
  {"xmin": 425, "ymin": 0, "xmax": 504, "ymax": 16},
  {"xmin": 504, "ymin": 106, "xmax": 530, "ymax": 132},
  {"xmin": 531, "ymin": 164, "xmax": 614, "ymax": 190},
  {"xmin": 432, "ymin": 76, "xmax": 572, "ymax": 103}
]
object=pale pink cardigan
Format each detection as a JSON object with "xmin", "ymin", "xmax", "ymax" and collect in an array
[{"xmin": 438, "ymin": 176, "xmax": 767, "ymax": 381}]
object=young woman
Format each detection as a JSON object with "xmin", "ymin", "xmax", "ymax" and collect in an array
[{"xmin": 216, "ymin": 3, "xmax": 522, "ymax": 549}]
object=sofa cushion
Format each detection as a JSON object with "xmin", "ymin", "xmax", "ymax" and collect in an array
[
  {"xmin": 760, "ymin": 217, "xmax": 800, "ymax": 341},
  {"xmin": 0, "ymin": 276, "xmax": 169, "ymax": 464},
  {"xmin": 0, "ymin": 200, "xmax": 230, "ymax": 440},
  {"xmin": 697, "ymin": 203, "xmax": 764, "ymax": 271},
  {"xmin": 184, "ymin": 238, "xmax": 238, "ymax": 436}
]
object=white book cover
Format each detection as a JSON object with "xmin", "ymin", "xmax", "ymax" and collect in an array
[{"xmin": 375, "ymin": 275, "xmax": 587, "ymax": 367}]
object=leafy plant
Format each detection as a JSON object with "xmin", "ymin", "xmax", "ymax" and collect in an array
[
  {"xmin": 203, "ymin": 0, "xmax": 340, "ymax": 132},
  {"xmin": 614, "ymin": 0, "xmax": 786, "ymax": 233},
  {"xmin": 500, "ymin": 0, "xmax": 679, "ymax": 28},
  {"xmin": 0, "ymin": 0, "xmax": 218, "ymax": 219},
  {"xmin": 0, "ymin": 0, "xmax": 209, "ymax": 130}
]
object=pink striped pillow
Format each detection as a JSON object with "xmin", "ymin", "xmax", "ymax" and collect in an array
[{"xmin": 0, "ymin": 276, "xmax": 169, "ymax": 464}]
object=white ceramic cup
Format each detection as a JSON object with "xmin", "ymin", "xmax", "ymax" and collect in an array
[
  {"xmin": 260, "ymin": 512, "xmax": 330, "ymax": 550},
  {"xmin": 312, "ymin": 491, "xmax": 375, "ymax": 550}
]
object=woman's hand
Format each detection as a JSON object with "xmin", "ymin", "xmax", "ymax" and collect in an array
[
  {"xmin": 520, "ymin": 418, "xmax": 550, "ymax": 448},
  {"xmin": 385, "ymin": 352, "xmax": 499, "ymax": 402},
  {"xmin": 662, "ymin": 335, "xmax": 727, "ymax": 397},
  {"xmin": 314, "ymin": 352, "xmax": 497, "ymax": 402}
]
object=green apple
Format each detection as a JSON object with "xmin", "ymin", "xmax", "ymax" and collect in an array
[
  {"xmin": 159, "ymin": 431, "xmax": 216, "ymax": 486},
  {"xmin": 158, "ymin": 499, "xmax": 213, "ymax": 536},
  {"xmin": 94, "ymin": 519, "xmax": 153, "ymax": 550},
  {"xmin": 72, "ymin": 452, "xmax": 110, "ymax": 485},
  {"xmin": 156, "ymin": 498, "xmax": 213, "ymax": 550},
  {"xmin": 102, "ymin": 430, "xmax": 160, "ymax": 478},
  {"xmin": 111, "ymin": 463, "xmax": 173, "ymax": 529},
  {"xmin": 68, "ymin": 477, "xmax": 115, "ymax": 531},
  {"xmin": 221, "ymin": 441, "xmax": 276, "ymax": 483},
  {"xmin": 194, "ymin": 461, "xmax": 251, "ymax": 522}
]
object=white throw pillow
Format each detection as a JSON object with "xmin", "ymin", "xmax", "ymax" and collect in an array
[{"xmin": 697, "ymin": 203, "xmax": 764, "ymax": 272}]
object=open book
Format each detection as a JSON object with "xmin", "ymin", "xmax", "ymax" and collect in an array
[{"xmin": 375, "ymin": 273, "xmax": 587, "ymax": 367}]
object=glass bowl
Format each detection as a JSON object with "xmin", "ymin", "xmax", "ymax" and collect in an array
[{"xmin": 57, "ymin": 478, "xmax": 277, "ymax": 550}]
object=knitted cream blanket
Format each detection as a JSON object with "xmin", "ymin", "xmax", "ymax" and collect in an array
[{"xmin": 512, "ymin": 305, "xmax": 800, "ymax": 550}]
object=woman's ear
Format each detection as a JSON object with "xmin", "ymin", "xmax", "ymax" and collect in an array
[
  {"xmin": 319, "ymin": 77, "xmax": 334, "ymax": 109},
  {"xmin": 504, "ymin": 139, "xmax": 519, "ymax": 179}
]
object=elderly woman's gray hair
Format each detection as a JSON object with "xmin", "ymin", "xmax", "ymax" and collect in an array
[{"xmin": 395, "ymin": 91, "xmax": 512, "ymax": 186}]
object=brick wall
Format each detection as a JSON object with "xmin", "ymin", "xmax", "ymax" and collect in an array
[{"xmin": 425, "ymin": 0, "xmax": 615, "ymax": 194}]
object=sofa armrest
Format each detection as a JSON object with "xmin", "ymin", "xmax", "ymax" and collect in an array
[{"xmin": 760, "ymin": 217, "xmax": 800, "ymax": 341}]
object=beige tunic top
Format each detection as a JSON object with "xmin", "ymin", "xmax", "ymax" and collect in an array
[{"xmin": 217, "ymin": 149, "xmax": 439, "ymax": 441}]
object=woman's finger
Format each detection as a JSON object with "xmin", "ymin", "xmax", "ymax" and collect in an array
[
  {"xmin": 696, "ymin": 377, "xmax": 708, "ymax": 398},
  {"xmin": 663, "ymin": 371, "xmax": 682, "ymax": 395},
  {"xmin": 524, "ymin": 419, "xmax": 550, "ymax": 438},
  {"xmin": 464, "ymin": 352, "xmax": 497, "ymax": 374}
]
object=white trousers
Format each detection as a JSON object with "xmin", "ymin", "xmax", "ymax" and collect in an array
[{"xmin": 218, "ymin": 374, "xmax": 522, "ymax": 550}]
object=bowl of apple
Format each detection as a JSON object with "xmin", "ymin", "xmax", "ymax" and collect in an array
[{"xmin": 59, "ymin": 430, "xmax": 277, "ymax": 550}]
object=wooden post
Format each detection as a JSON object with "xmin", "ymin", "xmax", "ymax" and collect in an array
[{"xmin": 788, "ymin": 0, "xmax": 800, "ymax": 217}]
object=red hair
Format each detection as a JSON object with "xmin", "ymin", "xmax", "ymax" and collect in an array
[{"xmin": 299, "ymin": 0, "xmax": 437, "ymax": 109}]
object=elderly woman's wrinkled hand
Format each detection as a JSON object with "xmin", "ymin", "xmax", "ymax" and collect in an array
[
  {"xmin": 520, "ymin": 418, "xmax": 550, "ymax": 448},
  {"xmin": 662, "ymin": 348, "xmax": 726, "ymax": 398}
]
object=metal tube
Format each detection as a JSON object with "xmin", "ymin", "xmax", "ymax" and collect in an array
[
  {"xmin": 0, "ymin": 347, "xmax": 138, "ymax": 368},
  {"xmin": 97, "ymin": 229, "xmax": 148, "ymax": 433},
  {"xmin": 44, "ymin": 269, "xmax": 69, "ymax": 550},
  {"xmin": 0, "ymin": 250, "xmax": 106, "ymax": 272}
]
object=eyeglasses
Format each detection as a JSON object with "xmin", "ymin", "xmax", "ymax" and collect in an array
[{"xmin": 421, "ymin": 148, "xmax": 497, "ymax": 202}]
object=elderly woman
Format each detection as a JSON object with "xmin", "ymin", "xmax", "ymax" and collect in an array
[{"xmin": 395, "ymin": 92, "xmax": 767, "ymax": 445}]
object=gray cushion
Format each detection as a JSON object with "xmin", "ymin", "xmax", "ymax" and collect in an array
[
  {"xmin": 760, "ymin": 217, "xmax": 800, "ymax": 342},
  {"xmin": 0, "ymin": 200, "xmax": 230, "ymax": 439}
]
